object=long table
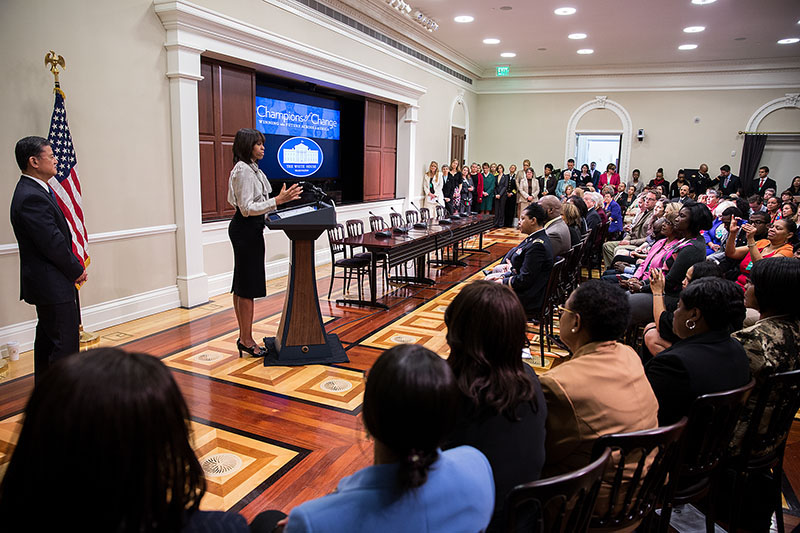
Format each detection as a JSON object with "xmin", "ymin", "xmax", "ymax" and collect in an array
[{"xmin": 333, "ymin": 214, "xmax": 494, "ymax": 308}]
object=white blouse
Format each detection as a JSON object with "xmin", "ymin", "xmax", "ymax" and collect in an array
[{"xmin": 227, "ymin": 161, "xmax": 277, "ymax": 217}]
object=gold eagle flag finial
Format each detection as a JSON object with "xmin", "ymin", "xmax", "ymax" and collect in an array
[{"xmin": 44, "ymin": 50, "xmax": 66, "ymax": 97}]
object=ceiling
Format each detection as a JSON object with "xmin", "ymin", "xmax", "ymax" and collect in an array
[{"xmin": 364, "ymin": 0, "xmax": 800, "ymax": 76}]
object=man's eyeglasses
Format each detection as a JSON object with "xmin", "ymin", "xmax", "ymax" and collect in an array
[{"xmin": 749, "ymin": 219, "xmax": 767, "ymax": 225}]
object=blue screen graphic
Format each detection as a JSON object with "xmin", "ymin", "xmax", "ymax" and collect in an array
[{"xmin": 256, "ymin": 96, "xmax": 340, "ymax": 140}]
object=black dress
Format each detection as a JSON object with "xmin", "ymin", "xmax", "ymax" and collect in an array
[{"xmin": 228, "ymin": 209, "xmax": 266, "ymax": 299}]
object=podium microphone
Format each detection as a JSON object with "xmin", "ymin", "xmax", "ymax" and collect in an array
[
  {"xmin": 409, "ymin": 202, "xmax": 429, "ymax": 229},
  {"xmin": 389, "ymin": 207, "xmax": 409, "ymax": 233},
  {"xmin": 434, "ymin": 199, "xmax": 452, "ymax": 224},
  {"xmin": 369, "ymin": 211, "xmax": 392, "ymax": 238}
]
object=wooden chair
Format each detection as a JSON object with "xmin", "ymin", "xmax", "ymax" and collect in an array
[
  {"xmin": 405, "ymin": 209, "xmax": 419, "ymax": 224},
  {"xmin": 372, "ymin": 214, "xmax": 407, "ymax": 279},
  {"xmin": 589, "ymin": 417, "xmax": 688, "ymax": 532},
  {"xmin": 578, "ymin": 225, "xmax": 599, "ymax": 281},
  {"xmin": 435, "ymin": 204, "xmax": 446, "ymax": 219},
  {"xmin": 325, "ymin": 224, "xmax": 370, "ymax": 300},
  {"xmin": 419, "ymin": 207, "xmax": 431, "ymax": 222},
  {"xmin": 728, "ymin": 369, "xmax": 800, "ymax": 533},
  {"xmin": 505, "ymin": 448, "xmax": 612, "ymax": 533},
  {"xmin": 389, "ymin": 212, "xmax": 405, "ymax": 229},
  {"xmin": 583, "ymin": 222, "xmax": 609, "ymax": 281},
  {"xmin": 345, "ymin": 218, "xmax": 388, "ymax": 289},
  {"xmin": 660, "ymin": 379, "xmax": 755, "ymax": 533},
  {"xmin": 527, "ymin": 258, "xmax": 564, "ymax": 366},
  {"xmin": 555, "ymin": 247, "xmax": 576, "ymax": 306}
]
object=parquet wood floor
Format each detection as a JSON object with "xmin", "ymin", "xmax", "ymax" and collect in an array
[{"xmin": 1, "ymin": 227, "xmax": 799, "ymax": 530}]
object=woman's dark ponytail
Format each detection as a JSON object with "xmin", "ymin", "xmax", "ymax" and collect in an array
[{"xmin": 398, "ymin": 448, "xmax": 439, "ymax": 490}]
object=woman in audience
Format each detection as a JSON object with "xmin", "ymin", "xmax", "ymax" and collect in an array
[
  {"xmin": 460, "ymin": 164, "xmax": 473, "ymax": 215},
  {"xmin": 0, "ymin": 348, "xmax": 249, "ymax": 532},
  {"xmin": 280, "ymin": 344, "xmax": 494, "ymax": 532},
  {"xmin": 443, "ymin": 281, "xmax": 547, "ymax": 532},
  {"xmin": 493, "ymin": 163, "xmax": 509, "ymax": 228},
  {"xmin": 561, "ymin": 202, "xmax": 583, "ymax": 245},
  {"xmin": 780, "ymin": 201, "xmax": 797, "ymax": 222},
  {"xmin": 562, "ymin": 184, "xmax": 575, "ymax": 200},
  {"xmin": 422, "ymin": 160, "xmax": 443, "ymax": 210},
  {"xmin": 628, "ymin": 201, "xmax": 712, "ymax": 326},
  {"xmin": 705, "ymin": 206, "xmax": 743, "ymax": 257},
  {"xmin": 729, "ymin": 257, "xmax": 800, "ymax": 454},
  {"xmin": 645, "ymin": 277, "xmax": 750, "ymax": 426},
  {"xmin": 602, "ymin": 186, "xmax": 624, "ymax": 239},
  {"xmin": 481, "ymin": 162, "xmax": 496, "ymax": 215},
  {"xmin": 606, "ymin": 211, "xmax": 679, "ymax": 284},
  {"xmin": 598, "ymin": 163, "xmax": 620, "ymax": 189},
  {"xmin": 578, "ymin": 163, "xmax": 593, "ymax": 187},
  {"xmin": 642, "ymin": 261, "xmax": 723, "ymax": 359},
  {"xmin": 540, "ymin": 281, "xmax": 658, "ymax": 505},
  {"xmin": 725, "ymin": 217, "xmax": 796, "ymax": 288},
  {"xmin": 766, "ymin": 196, "xmax": 781, "ymax": 224},
  {"xmin": 555, "ymin": 169, "xmax": 576, "ymax": 199}
]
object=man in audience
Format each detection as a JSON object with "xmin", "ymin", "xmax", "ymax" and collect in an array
[
  {"xmin": 692, "ymin": 163, "xmax": 713, "ymax": 195},
  {"xmin": 749, "ymin": 194, "xmax": 766, "ymax": 216},
  {"xmin": 763, "ymin": 188, "xmax": 776, "ymax": 201},
  {"xmin": 602, "ymin": 189, "xmax": 657, "ymax": 268},
  {"xmin": 564, "ymin": 158, "xmax": 579, "ymax": 181},
  {"xmin": 718, "ymin": 164, "xmax": 741, "ymax": 196},
  {"xmin": 677, "ymin": 184, "xmax": 691, "ymax": 204},
  {"xmin": 539, "ymin": 196, "xmax": 571, "ymax": 257},
  {"xmin": 584, "ymin": 192, "xmax": 602, "ymax": 231},
  {"xmin": 486, "ymin": 203, "xmax": 553, "ymax": 316},
  {"xmin": 590, "ymin": 161, "xmax": 601, "ymax": 188},
  {"xmin": 753, "ymin": 166, "xmax": 777, "ymax": 197}
]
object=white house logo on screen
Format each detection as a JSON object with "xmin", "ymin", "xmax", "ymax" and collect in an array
[{"xmin": 278, "ymin": 137, "xmax": 324, "ymax": 177}]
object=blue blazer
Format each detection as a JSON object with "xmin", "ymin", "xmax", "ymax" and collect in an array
[
  {"xmin": 10, "ymin": 176, "xmax": 84, "ymax": 305},
  {"xmin": 604, "ymin": 200, "xmax": 624, "ymax": 234},
  {"xmin": 285, "ymin": 446, "xmax": 495, "ymax": 533}
]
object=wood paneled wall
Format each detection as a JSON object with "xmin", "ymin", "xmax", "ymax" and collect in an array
[
  {"xmin": 198, "ymin": 59, "xmax": 255, "ymax": 221},
  {"xmin": 363, "ymin": 100, "xmax": 397, "ymax": 201}
]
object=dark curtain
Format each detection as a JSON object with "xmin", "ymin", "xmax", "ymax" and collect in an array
[{"xmin": 738, "ymin": 134, "xmax": 768, "ymax": 196}]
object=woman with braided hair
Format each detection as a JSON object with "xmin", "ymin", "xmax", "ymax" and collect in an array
[{"xmin": 276, "ymin": 344, "xmax": 494, "ymax": 533}]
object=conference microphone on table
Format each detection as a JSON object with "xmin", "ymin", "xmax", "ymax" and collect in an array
[
  {"xmin": 369, "ymin": 211, "xmax": 393, "ymax": 238},
  {"xmin": 408, "ymin": 202, "xmax": 429, "ymax": 229},
  {"xmin": 390, "ymin": 207, "xmax": 409, "ymax": 234},
  {"xmin": 435, "ymin": 200, "xmax": 453, "ymax": 224}
]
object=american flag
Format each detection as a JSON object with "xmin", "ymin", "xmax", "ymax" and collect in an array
[{"xmin": 47, "ymin": 91, "xmax": 89, "ymax": 268}]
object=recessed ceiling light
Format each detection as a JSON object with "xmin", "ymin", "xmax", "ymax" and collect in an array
[
  {"xmin": 734, "ymin": 37, "xmax": 746, "ymax": 41},
  {"xmin": 683, "ymin": 26, "xmax": 705, "ymax": 33},
  {"xmin": 577, "ymin": 48, "xmax": 594, "ymax": 54},
  {"xmin": 454, "ymin": 15, "xmax": 474, "ymax": 23},
  {"xmin": 777, "ymin": 38, "xmax": 800, "ymax": 44},
  {"xmin": 483, "ymin": 38, "xmax": 500, "ymax": 44},
  {"xmin": 691, "ymin": 0, "xmax": 716, "ymax": 4},
  {"xmin": 679, "ymin": 44, "xmax": 698, "ymax": 50},
  {"xmin": 568, "ymin": 33, "xmax": 587, "ymax": 40},
  {"xmin": 537, "ymin": 47, "xmax": 547, "ymax": 51},
  {"xmin": 554, "ymin": 7, "xmax": 577, "ymax": 15},
  {"xmin": 500, "ymin": 52, "xmax": 516, "ymax": 58},
  {"xmin": 499, "ymin": 6, "xmax": 512, "ymax": 11}
]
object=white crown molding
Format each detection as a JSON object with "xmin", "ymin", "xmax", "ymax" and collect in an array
[
  {"xmin": 475, "ymin": 59, "xmax": 800, "ymax": 94},
  {"xmin": 259, "ymin": 0, "xmax": 476, "ymax": 92},
  {"xmin": 0, "ymin": 224, "xmax": 177, "ymax": 256},
  {"xmin": 745, "ymin": 93, "xmax": 800, "ymax": 132},
  {"xmin": 154, "ymin": 0, "xmax": 431, "ymax": 104},
  {"xmin": 329, "ymin": 0, "xmax": 483, "ymax": 76}
]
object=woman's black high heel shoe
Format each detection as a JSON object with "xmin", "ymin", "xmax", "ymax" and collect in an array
[{"xmin": 237, "ymin": 339, "xmax": 266, "ymax": 358}]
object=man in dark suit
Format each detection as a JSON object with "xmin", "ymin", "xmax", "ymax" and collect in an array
[
  {"xmin": 753, "ymin": 166, "xmax": 777, "ymax": 197},
  {"xmin": 10, "ymin": 136, "xmax": 87, "ymax": 383},
  {"xmin": 539, "ymin": 195, "xmax": 571, "ymax": 258},
  {"xmin": 493, "ymin": 202, "xmax": 553, "ymax": 316},
  {"xmin": 717, "ymin": 164, "xmax": 741, "ymax": 196},
  {"xmin": 589, "ymin": 161, "xmax": 601, "ymax": 188}
]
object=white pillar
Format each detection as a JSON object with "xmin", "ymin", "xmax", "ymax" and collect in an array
[
  {"xmin": 397, "ymin": 104, "xmax": 419, "ymax": 209},
  {"xmin": 165, "ymin": 42, "xmax": 208, "ymax": 307}
]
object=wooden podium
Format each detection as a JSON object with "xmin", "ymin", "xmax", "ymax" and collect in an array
[{"xmin": 263, "ymin": 201, "xmax": 348, "ymax": 366}]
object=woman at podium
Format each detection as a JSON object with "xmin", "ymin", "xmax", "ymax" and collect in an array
[{"xmin": 227, "ymin": 128, "xmax": 301, "ymax": 357}]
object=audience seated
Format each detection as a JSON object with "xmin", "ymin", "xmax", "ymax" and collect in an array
[
  {"xmin": 485, "ymin": 203, "xmax": 554, "ymax": 316},
  {"xmin": 602, "ymin": 189, "xmax": 658, "ymax": 268},
  {"xmin": 601, "ymin": 186, "xmax": 624, "ymax": 240},
  {"xmin": 725, "ymin": 216, "xmax": 796, "ymax": 288},
  {"xmin": 538, "ymin": 195, "xmax": 571, "ymax": 257},
  {"xmin": 628, "ymin": 201, "xmax": 712, "ymax": 326},
  {"xmin": 540, "ymin": 281, "xmax": 658, "ymax": 486},
  {"xmin": 281, "ymin": 344, "xmax": 494, "ymax": 533},
  {"xmin": 0, "ymin": 348, "xmax": 249, "ymax": 532},
  {"xmin": 704, "ymin": 206, "xmax": 743, "ymax": 261},
  {"xmin": 443, "ymin": 281, "xmax": 547, "ymax": 532},
  {"xmin": 642, "ymin": 260, "xmax": 723, "ymax": 359},
  {"xmin": 583, "ymin": 192, "xmax": 603, "ymax": 231},
  {"xmin": 561, "ymin": 202, "xmax": 583, "ymax": 246},
  {"xmin": 645, "ymin": 278, "xmax": 750, "ymax": 426},
  {"xmin": 730, "ymin": 257, "xmax": 800, "ymax": 454}
]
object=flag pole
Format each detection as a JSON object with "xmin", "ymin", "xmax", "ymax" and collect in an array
[{"xmin": 44, "ymin": 51, "xmax": 99, "ymax": 349}]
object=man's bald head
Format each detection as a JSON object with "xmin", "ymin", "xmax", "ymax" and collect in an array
[{"xmin": 538, "ymin": 196, "xmax": 562, "ymax": 221}]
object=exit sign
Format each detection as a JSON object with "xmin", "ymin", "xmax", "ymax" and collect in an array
[{"xmin": 496, "ymin": 65, "xmax": 510, "ymax": 77}]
